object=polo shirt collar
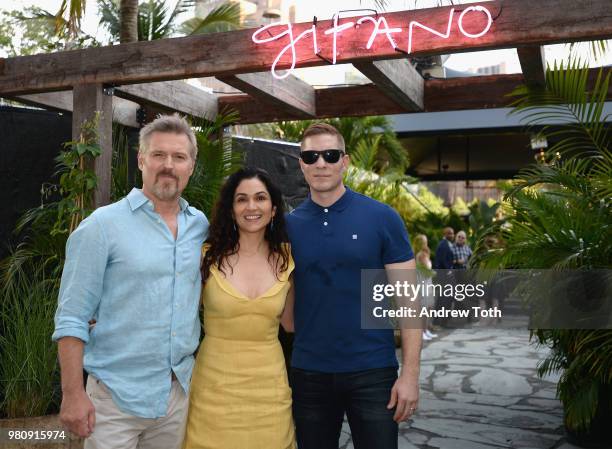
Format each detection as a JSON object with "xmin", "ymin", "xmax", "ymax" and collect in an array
[
  {"xmin": 304, "ymin": 186, "xmax": 354, "ymax": 213},
  {"xmin": 126, "ymin": 188, "xmax": 195, "ymax": 215}
]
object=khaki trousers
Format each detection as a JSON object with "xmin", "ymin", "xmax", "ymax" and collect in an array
[{"xmin": 84, "ymin": 376, "xmax": 188, "ymax": 449}]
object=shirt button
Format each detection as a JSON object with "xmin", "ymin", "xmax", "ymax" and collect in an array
[
  {"xmin": 172, "ymin": 332, "xmax": 176, "ymax": 337},
  {"xmin": 323, "ymin": 222, "xmax": 328, "ymax": 226},
  {"xmin": 324, "ymin": 208, "xmax": 328, "ymax": 213}
]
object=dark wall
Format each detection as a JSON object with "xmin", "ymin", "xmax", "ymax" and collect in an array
[
  {"xmin": 233, "ymin": 136, "xmax": 308, "ymax": 210},
  {"xmin": 0, "ymin": 106, "xmax": 72, "ymax": 258}
]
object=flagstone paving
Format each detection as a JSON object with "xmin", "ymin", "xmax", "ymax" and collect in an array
[{"xmin": 339, "ymin": 322, "xmax": 582, "ymax": 449}]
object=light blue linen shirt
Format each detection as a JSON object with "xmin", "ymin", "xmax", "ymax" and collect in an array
[{"xmin": 53, "ymin": 188, "xmax": 208, "ymax": 418}]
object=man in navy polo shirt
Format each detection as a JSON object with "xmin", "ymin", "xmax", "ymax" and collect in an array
[{"xmin": 286, "ymin": 123, "xmax": 422, "ymax": 449}]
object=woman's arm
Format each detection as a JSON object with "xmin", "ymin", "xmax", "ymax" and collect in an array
[{"xmin": 280, "ymin": 278, "xmax": 295, "ymax": 333}]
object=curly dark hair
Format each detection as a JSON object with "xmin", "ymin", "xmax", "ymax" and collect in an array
[{"xmin": 201, "ymin": 167, "xmax": 290, "ymax": 282}]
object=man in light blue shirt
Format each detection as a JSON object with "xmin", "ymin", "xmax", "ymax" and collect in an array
[{"xmin": 53, "ymin": 114, "xmax": 208, "ymax": 449}]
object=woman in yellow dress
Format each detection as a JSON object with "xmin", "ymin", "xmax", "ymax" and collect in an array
[{"xmin": 183, "ymin": 167, "xmax": 295, "ymax": 449}]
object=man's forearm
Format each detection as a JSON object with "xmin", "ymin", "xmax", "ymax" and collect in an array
[
  {"xmin": 399, "ymin": 328, "xmax": 422, "ymax": 378},
  {"xmin": 58, "ymin": 337, "xmax": 86, "ymax": 395}
]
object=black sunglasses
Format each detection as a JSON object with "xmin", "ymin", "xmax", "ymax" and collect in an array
[{"xmin": 300, "ymin": 149, "xmax": 345, "ymax": 164}]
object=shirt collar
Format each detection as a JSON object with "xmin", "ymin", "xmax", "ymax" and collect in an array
[
  {"xmin": 126, "ymin": 188, "xmax": 195, "ymax": 215},
  {"xmin": 303, "ymin": 186, "xmax": 354, "ymax": 213}
]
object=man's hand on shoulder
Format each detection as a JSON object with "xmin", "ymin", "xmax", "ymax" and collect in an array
[{"xmin": 60, "ymin": 389, "xmax": 95, "ymax": 438}]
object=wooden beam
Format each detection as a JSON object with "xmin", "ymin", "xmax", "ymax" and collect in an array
[
  {"xmin": 353, "ymin": 59, "xmax": 424, "ymax": 111},
  {"xmin": 72, "ymin": 84, "xmax": 113, "ymax": 207},
  {"xmin": 220, "ymin": 75, "xmax": 523, "ymax": 123},
  {"xmin": 1, "ymin": 0, "xmax": 611, "ymax": 95},
  {"xmin": 219, "ymin": 70, "xmax": 612, "ymax": 124},
  {"xmin": 10, "ymin": 91, "xmax": 140, "ymax": 128},
  {"xmin": 217, "ymin": 72, "xmax": 315, "ymax": 117},
  {"xmin": 114, "ymin": 81, "xmax": 217, "ymax": 120},
  {"xmin": 517, "ymin": 46, "xmax": 546, "ymax": 87}
]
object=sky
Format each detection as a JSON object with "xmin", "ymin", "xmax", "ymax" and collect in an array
[{"xmin": 3, "ymin": 0, "xmax": 611, "ymax": 77}]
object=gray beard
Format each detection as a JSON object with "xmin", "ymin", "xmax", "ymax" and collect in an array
[{"xmin": 152, "ymin": 180, "xmax": 179, "ymax": 201}]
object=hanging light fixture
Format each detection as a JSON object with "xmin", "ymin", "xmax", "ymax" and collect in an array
[{"xmin": 263, "ymin": 0, "xmax": 281, "ymax": 19}]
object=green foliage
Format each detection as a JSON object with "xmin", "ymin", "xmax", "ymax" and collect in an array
[
  {"xmin": 477, "ymin": 61, "xmax": 612, "ymax": 434},
  {"xmin": 54, "ymin": 0, "xmax": 87, "ymax": 39},
  {"xmin": 111, "ymin": 123, "xmax": 141, "ymax": 200},
  {"xmin": 0, "ymin": 118, "xmax": 102, "ymax": 418},
  {"xmin": 97, "ymin": 0, "xmax": 240, "ymax": 42},
  {"xmin": 182, "ymin": 111, "xmax": 244, "ymax": 217},
  {"xmin": 0, "ymin": 266, "xmax": 60, "ymax": 418},
  {"xmin": 509, "ymin": 58, "xmax": 610, "ymax": 158},
  {"xmin": 181, "ymin": 2, "xmax": 241, "ymax": 35},
  {"xmin": 0, "ymin": 7, "xmax": 97, "ymax": 56}
]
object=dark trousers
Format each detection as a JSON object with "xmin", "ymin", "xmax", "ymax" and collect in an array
[{"xmin": 290, "ymin": 367, "xmax": 398, "ymax": 449}]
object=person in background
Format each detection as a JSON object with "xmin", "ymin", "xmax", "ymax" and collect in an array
[
  {"xmin": 413, "ymin": 234, "xmax": 437, "ymax": 341},
  {"xmin": 432, "ymin": 227, "xmax": 455, "ymax": 328},
  {"xmin": 434, "ymin": 227, "xmax": 455, "ymax": 270},
  {"xmin": 452, "ymin": 230, "xmax": 474, "ymax": 321},
  {"xmin": 452, "ymin": 230, "xmax": 472, "ymax": 269}
]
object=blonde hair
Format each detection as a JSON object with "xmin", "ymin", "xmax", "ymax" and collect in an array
[
  {"xmin": 413, "ymin": 234, "xmax": 430, "ymax": 255},
  {"xmin": 139, "ymin": 113, "xmax": 197, "ymax": 159},
  {"xmin": 300, "ymin": 122, "xmax": 345, "ymax": 151}
]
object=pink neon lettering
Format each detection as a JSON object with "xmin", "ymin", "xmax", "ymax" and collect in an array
[
  {"xmin": 251, "ymin": 7, "xmax": 493, "ymax": 77},
  {"xmin": 408, "ymin": 8, "xmax": 455, "ymax": 54},
  {"xmin": 457, "ymin": 6, "xmax": 493, "ymax": 39},
  {"xmin": 357, "ymin": 16, "xmax": 402, "ymax": 50},
  {"xmin": 252, "ymin": 23, "xmax": 318, "ymax": 79},
  {"xmin": 324, "ymin": 14, "xmax": 354, "ymax": 64}
]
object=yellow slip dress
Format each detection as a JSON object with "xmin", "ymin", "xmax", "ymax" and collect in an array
[{"xmin": 182, "ymin": 250, "xmax": 295, "ymax": 449}]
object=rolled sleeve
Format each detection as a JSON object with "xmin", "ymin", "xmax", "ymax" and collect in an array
[{"xmin": 52, "ymin": 214, "xmax": 108, "ymax": 343}]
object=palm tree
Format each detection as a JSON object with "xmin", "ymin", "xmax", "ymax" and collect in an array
[
  {"xmin": 53, "ymin": 0, "xmax": 240, "ymax": 44},
  {"xmin": 97, "ymin": 0, "xmax": 240, "ymax": 42},
  {"xmin": 120, "ymin": 0, "xmax": 138, "ymax": 43},
  {"xmin": 473, "ymin": 58, "xmax": 611, "ymax": 444}
]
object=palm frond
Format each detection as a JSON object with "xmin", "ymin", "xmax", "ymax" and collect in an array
[
  {"xmin": 568, "ymin": 40, "xmax": 610, "ymax": 64},
  {"xmin": 54, "ymin": 0, "xmax": 86, "ymax": 38},
  {"xmin": 182, "ymin": 2, "xmax": 241, "ymax": 36},
  {"xmin": 97, "ymin": 0, "xmax": 121, "ymax": 42},
  {"xmin": 509, "ymin": 58, "xmax": 610, "ymax": 158}
]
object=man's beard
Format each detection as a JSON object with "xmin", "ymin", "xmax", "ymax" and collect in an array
[{"xmin": 152, "ymin": 173, "xmax": 179, "ymax": 201}]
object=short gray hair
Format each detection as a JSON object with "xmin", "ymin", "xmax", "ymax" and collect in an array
[{"xmin": 139, "ymin": 114, "xmax": 198, "ymax": 159}]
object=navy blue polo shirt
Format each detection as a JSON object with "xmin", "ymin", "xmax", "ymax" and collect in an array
[{"xmin": 286, "ymin": 187, "xmax": 414, "ymax": 373}]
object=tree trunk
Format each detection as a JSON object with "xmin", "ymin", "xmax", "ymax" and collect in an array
[{"xmin": 120, "ymin": 0, "xmax": 139, "ymax": 43}]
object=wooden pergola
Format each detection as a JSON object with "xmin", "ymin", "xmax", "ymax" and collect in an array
[{"xmin": 1, "ymin": 0, "xmax": 610, "ymax": 206}]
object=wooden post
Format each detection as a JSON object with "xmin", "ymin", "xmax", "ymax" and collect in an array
[{"xmin": 72, "ymin": 83, "xmax": 113, "ymax": 207}]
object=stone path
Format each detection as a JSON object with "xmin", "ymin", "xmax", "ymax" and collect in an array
[{"xmin": 339, "ymin": 324, "xmax": 582, "ymax": 449}]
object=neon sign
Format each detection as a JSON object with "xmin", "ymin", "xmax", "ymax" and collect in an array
[{"xmin": 252, "ymin": 6, "xmax": 493, "ymax": 79}]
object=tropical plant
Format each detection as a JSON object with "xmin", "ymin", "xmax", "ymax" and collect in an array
[
  {"xmin": 110, "ymin": 122, "xmax": 139, "ymax": 200},
  {"xmin": 0, "ymin": 6, "xmax": 97, "ymax": 56},
  {"xmin": 0, "ymin": 118, "xmax": 102, "ymax": 418},
  {"xmin": 97, "ymin": 0, "xmax": 241, "ymax": 43},
  {"xmin": 474, "ymin": 58, "xmax": 611, "ymax": 442},
  {"xmin": 120, "ymin": 0, "xmax": 139, "ymax": 42},
  {"xmin": 0, "ymin": 266, "xmax": 60, "ymax": 418}
]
